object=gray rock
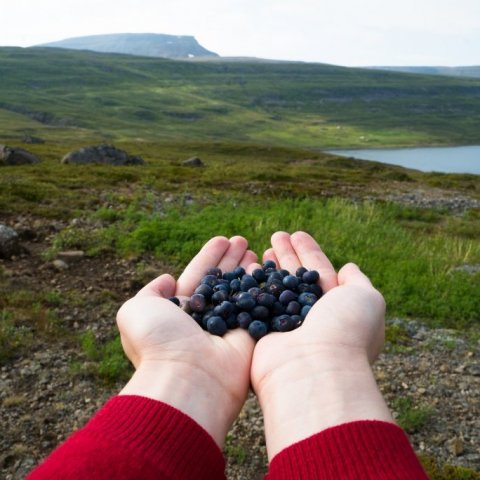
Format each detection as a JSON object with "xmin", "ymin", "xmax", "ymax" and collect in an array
[
  {"xmin": 182, "ymin": 156, "xmax": 204, "ymax": 167},
  {"xmin": 21, "ymin": 134, "xmax": 45, "ymax": 144},
  {"xmin": 61, "ymin": 145, "xmax": 144, "ymax": 166},
  {"xmin": 0, "ymin": 225, "xmax": 22, "ymax": 259},
  {"xmin": 0, "ymin": 145, "xmax": 40, "ymax": 166},
  {"xmin": 52, "ymin": 259, "xmax": 69, "ymax": 271}
]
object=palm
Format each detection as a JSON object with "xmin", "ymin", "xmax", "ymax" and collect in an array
[{"xmin": 117, "ymin": 236, "xmax": 257, "ymax": 413}]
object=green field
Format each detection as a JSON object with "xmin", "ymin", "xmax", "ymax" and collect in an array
[{"xmin": 2, "ymin": 46, "xmax": 480, "ymax": 147}]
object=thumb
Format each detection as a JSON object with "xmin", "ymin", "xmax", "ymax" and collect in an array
[
  {"xmin": 337, "ymin": 263, "xmax": 373, "ymax": 288},
  {"xmin": 135, "ymin": 274, "xmax": 177, "ymax": 298}
]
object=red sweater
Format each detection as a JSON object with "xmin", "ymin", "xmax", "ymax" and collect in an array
[{"xmin": 27, "ymin": 395, "xmax": 428, "ymax": 479}]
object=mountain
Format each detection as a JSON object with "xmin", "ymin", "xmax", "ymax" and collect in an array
[
  {"xmin": 368, "ymin": 65, "xmax": 480, "ymax": 79},
  {"xmin": 37, "ymin": 33, "xmax": 219, "ymax": 59}
]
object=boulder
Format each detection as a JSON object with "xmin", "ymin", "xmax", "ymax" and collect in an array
[
  {"xmin": 0, "ymin": 145, "xmax": 40, "ymax": 166},
  {"xmin": 0, "ymin": 225, "xmax": 22, "ymax": 259},
  {"xmin": 21, "ymin": 134, "xmax": 45, "ymax": 144},
  {"xmin": 61, "ymin": 145, "xmax": 144, "ymax": 166},
  {"xmin": 182, "ymin": 156, "xmax": 204, "ymax": 167}
]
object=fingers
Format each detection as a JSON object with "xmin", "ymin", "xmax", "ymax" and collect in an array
[
  {"xmin": 290, "ymin": 231, "xmax": 338, "ymax": 292},
  {"xmin": 269, "ymin": 232, "xmax": 301, "ymax": 273},
  {"xmin": 136, "ymin": 274, "xmax": 176, "ymax": 298},
  {"xmin": 176, "ymin": 236, "xmax": 231, "ymax": 296},
  {"xmin": 239, "ymin": 250, "xmax": 258, "ymax": 269},
  {"xmin": 337, "ymin": 263, "xmax": 373, "ymax": 288},
  {"xmin": 217, "ymin": 236, "xmax": 252, "ymax": 272},
  {"xmin": 262, "ymin": 248, "xmax": 279, "ymax": 268}
]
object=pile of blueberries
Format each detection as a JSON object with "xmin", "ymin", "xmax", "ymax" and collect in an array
[{"xmin": 169, "ymin": 260, "xmax": 322, "ymax": 340}]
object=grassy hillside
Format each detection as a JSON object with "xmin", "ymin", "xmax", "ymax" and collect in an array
[{"xmin": 2, "ymin": 47, "xmax": 480, "ymax": 148}]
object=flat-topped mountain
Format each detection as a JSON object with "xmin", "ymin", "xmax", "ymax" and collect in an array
[
  {"xmin": 37, "ymin": 33, "xmax": 219, "ymax": 59},
  {"xmin": 368, "ymin": 65, "xmax": 480, "ymax": 79}
]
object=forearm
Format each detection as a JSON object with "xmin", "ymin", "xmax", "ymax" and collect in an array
[{"xmin": 257, "ymin": 352, "xmax": 393, "ymax": 460}]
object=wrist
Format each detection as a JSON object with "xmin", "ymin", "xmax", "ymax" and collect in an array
[
  {"xmin": 255, "ymin": 351, "xmax": 394, "ymax": 459},
  {"xmin": 119, "ymin": 360, "xmax": 239, "ymax": 448}
]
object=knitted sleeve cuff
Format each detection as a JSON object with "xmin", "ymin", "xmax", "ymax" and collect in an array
[{"xmin": 266, "ymin": 420, "xmax": 428, "ymax": 480}]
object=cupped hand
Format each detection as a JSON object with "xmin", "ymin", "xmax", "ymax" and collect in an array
[
  {"xmin": 117, "ymin": 236, "xmax": 257, "ymax": 447},
  {"xmin": 249, "ymin": 231, "xmax": 392, "ymax": 458}
]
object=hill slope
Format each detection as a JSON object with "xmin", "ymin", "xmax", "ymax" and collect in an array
[
  {"xmin": 1, "ymin": 47, "xmax": 480, "ymax": 147},
  {"xmin": 369, "ymin": 65, "xmax": 480, "ymax": 79},
  {"xmin": 38, "ymin": 33, "xmax": 219, "ymax": 59}
]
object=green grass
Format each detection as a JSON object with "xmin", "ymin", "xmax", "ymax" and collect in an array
[
  {"xmin": 392, "ymin": 397, "xmax": 433, "ymax": 434},
  {"xmin": 80, "ymin": 197, "xmax": 478, "ymax": 329}
]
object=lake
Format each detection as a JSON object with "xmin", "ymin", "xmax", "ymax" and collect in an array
[{"xmin": 326, "ymin": 145, "xmax": 480, "ymax": 175}]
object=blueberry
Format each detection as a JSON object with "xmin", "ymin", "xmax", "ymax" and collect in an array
[
  {"xmin": 225, "ymin": 313, "xmax": 239, "ymax": 329},
  {"xmin": 302, "ymin": 270, "xmax": 320, "ymax": 284},
  {"xmin": 233, "ymin": 266, "xmax": 246, "ymax": 279},
  {"xmin": 282, "ymin": 274, "xmax": 299, "ymax": 290},
  {"xmin": 230, "ymin": 278, "xmax": 241, "ymax": 293},
  {"xmin": 251, "ymin": 305, "xmax": 270, "ymax": 320},
  {"xmin": 257, "ymin": 292, "xmax": 276, "ymax": 309},
  {"xmin": 236, "ymin": 292, "xmax": 256, "ymax": 311},
  {"xmin": 202, "ymin": 309, "xmax": 215, "ymax": 329},
  {"xmin": 272, "ymin": 301, "xmax": 286, "ymax": 315},
  {"xmin": 201, "ymin": 274, "xmax": 219, "ymax": 288},
  {"xmin": 248, "ymin": 287, "xmax": 262, "ymax": 300},
  {"xmin": 285, "ymin": 300, "xmax": 301, "ymax": 315},
  {"xmin": 237, "ymin": 311, "xmax": 253, "ymax": 329},
  {"xmin": 248, "ymin": 320, "xmax": 268, "ymax": 340},
  {"xmin": 214, "ymin": 301, "xmax": 235, "ymax": 318},
  {"xmin": 213, "ymin": 283, "xmax": 230, "ymax": 294},
  {"xmin": 297, "ymin": 283, "xmax": 310, "ymax": 294},
  {"xmin": 206, "ymin": 267, "xmax": 223, "ymax": 278},
  {"xmin": 291, "ymin": 314, "xmax": 303, "ymax": 327},
  {"xmin": 211, "ymin": 290, "xmax": 229, "ymax": 305},
  {"xmin": 252, "ymin": 268, "xmax": 267, "ymax": 283},
  {"xmin": 207, "ymin": 316, "xmax": 227, "ymax": 336},
  {"xmin": 296, "ymin": 267, "xmax": 308, "ymax": 278},
  {"xmin": 189, "ymin": 294, "xmax": 206, "ymax": 312},
  {"xmin": 301, "ymin": 304, "xmax": 312, "ymax": 318},
  {"xmin": 298, "ymin": 292, "xmax": 318, "ymax": 306},
  {"xmin": 262, "ymin": 260, "xmax": 277, "ymax": 270},
  {"xmin": 272, "ymin": 314, "xmax": 295, "ymax": 332},
  {"xmin": 194, "ymin": 284, "xmax": 213, "ymax": 298},
  {"xmin": 308, "ymin": 283, "xmax": 323, "ymax": 298},
  {"xmin": 267, "ymin": 271, "xmax": 283, "ymax": 282},
  {"xmin": 168, "ymin": 296, "xmax": 180, "ymax": 306},
  {"xmin": 279, "ymin": 289, "xmax": 298, "ymax": 305},
  {"xmin": 223, "ymin": 271, "xmax": 236, "ymax": 282},
  {"xmin": 266, "ymin": 279, "xmax": 285, "ymax": 297},
  {"xmin": 240, "ymin": 274, "xmax": 258, "ymax": 291},
  {"xmin": 278, "ymin": 269, "xmax": 290, "ymax": 279},
  {"xmin": 191, "ymin": 312, "xmax": 203, "ymax": 326}
]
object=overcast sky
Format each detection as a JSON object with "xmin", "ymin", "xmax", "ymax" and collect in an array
[{"xmin": 2, "ymin": 0, "xmax": 479, "ymax": 66}]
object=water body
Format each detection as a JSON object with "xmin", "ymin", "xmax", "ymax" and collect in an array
[{"xmin": 326, "ymin": 145, "xmax": 480, "ymax": 174}]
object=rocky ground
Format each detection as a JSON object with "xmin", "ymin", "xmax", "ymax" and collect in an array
[{"xmin": 0, "ymin": 213, "xmax": 479, "ymax": 479}]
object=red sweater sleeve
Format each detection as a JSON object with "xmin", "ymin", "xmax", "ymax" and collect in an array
[
  {"xmin": 265, "ymin": 420, "xmax": 429, "ymax": 479},
  {"xmin": 26, "ymin": 395, "xmax": 226, "ymax": 480}
]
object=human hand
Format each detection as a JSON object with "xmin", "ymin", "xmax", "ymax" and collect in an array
[
  {"xmin": 249, "ymin": 231, "xmax": 393, "ymax": 458},
  {"xmin": 117, "ymin": 236, "xmax": 257, "ymax": 448}
]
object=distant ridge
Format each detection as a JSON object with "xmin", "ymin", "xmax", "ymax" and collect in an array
[
  {"xmin": 37, "ymin": 33, "xmax": 219, "ymax": 59},
  {"xmin": 368, "ymin": 65, "xmax": 480, "ymax": 79}
]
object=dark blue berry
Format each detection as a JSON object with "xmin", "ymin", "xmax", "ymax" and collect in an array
[
  {"xmin": 257, "ymin": 292, "xmax": 276, "ymax": 309},
  {"xmin": 282, "ymin": 275, "xmax": 299, "ymax": 290},
  {"xmin": 233, "ymin": 266, "xmax": 246, "ymax": 278},
  {"xmin": 291, "ymin": 315, "xmax": 303, "ymax": 327},
  {"xmin": 225, "ymin": 313, "xmax": 239, "ymax": 329},
  {"xmin": 272, "ymin": 314, "xmax": 295, "ymax": 332},
  {"xmin": 236, "ymin": 292, "xmax": 256, "ymax": 311},
  {"xmin": 297, "ymin": 283, "xmax": 310, "ymax": 293},
  {"xmin": 252, "ymin": 268, "xmax": 267, "ymax": 283},
  {"xmin": 169, "ymin": 296, "xmax": 180, "ymax": 306},
  {"xmin": 207, "ymin": 316, "xmax": 227, "ymax": 336},
  {"xmin": 272, "ymin": 301, "xmax": 286, "ymax": 315},
  {"xmin": 301, "ymin": 304, "xmax": 312, "ymax": 318},
  {"xmin": 251, "ymin": 305, "xmax": 270, "ymax": 320},
  {"xmin": 211, "ymin": 290, "xmax": 229, "ymax": 305},
  {"xmin": 286, "ymin": 300, "xmax": 301, "ymax": 315},
  {"xmin": 279, "ymin": 289, "xmax": 297, "ymax": 305},
  {"xmin": 248, "ymin": 320, "xmax": 268, "ymax": 340},
  {"xmin": 266, "ymin": 279, "xmax": 285, "ymax": 297},
  {"xmin": 194, "ymin": 284, "xmax": 213, "ymax": 298},
  {"xmin": 248, "ymin": 287, "xmax": 262, "ymax": 300},
  {"xmin": 223, "ymin": 271, "xmax": 236, "ymax": 282},
  {"xmin": 308, "ymin": 283, "xmax": 323, "ymax": 298},
  {"xmin": 214, "ymin": 301, "xmax": 235, "ymax": 318},
  {"xmin": 201, "ymin": 274, "xmax": 219, "ymax": 288},
  {"xmin": 298, "ymin": 292, "xmax": 318, "ymax": 306},
  {"xmin": 189, "ymin": 294, "xmax": 206, "ymax": 312},
  {"xmin": 296, "ymin": 267, "xmax": 308, "ymax": 278},
  {"xmin": 237, "ymin": 311, "xmax": 253, "ymax": 329},
  {"xmin": 278, "ymin": 269, "xmax": 290, "ymax": 278},
  {"xmin": 206, "ymin": 267, "xmax": 223, "ymax": 278},
  {"xmin": 302, "ymin": 270, "xmax": 320, "ymax": 284},
  {"xmin": 240, "ymin": 274, "xmax": 258, "ymax": 291},
  {"xmin": 230, "ymin": 278, "xmax": 241, "ymax": 293},
  {"xmin": 263, "ymin": 260, "xmax": 277, "ymax": 270}
]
